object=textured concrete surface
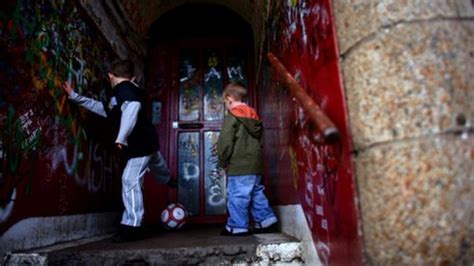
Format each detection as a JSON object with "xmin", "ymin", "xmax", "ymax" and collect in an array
[
  {"xmin": 0, "ymin": 213, "xmax": 119, "ymax": 262},
  {"xmin": 11, "ymin": 225, "xmax": 303, "ymax": 265},
  {"xmin": 333, "ymin": 1, "xmax": 474, "ymax": 264},
  {"xmin": 356, "ymin": 134, "xmax": 474, "ymax": 265},
  {"xmin": 275, "ymin": 205, "xmax": 321, "ymax": 266},
  {"xmin": 342, "ymin": 20, "xmax": 473, "ymax": 149},
  {"xmin": 3, "ymin": 253, "xmax": 47, "ymax": 266},
  {"xmin": 333, "ymin": 0, "xmax": 474, "ymax": 54}
]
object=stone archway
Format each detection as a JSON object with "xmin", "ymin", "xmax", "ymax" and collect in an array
[{"xmin": 78, "ymin": 0, "xmax": 269, "ymax": 69}]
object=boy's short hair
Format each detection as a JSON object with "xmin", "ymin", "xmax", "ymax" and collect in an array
[
  {"xmin": 224, "ymin": 82, "xmax": 247, "ymax": 101},
  {"xmin": 109, "ymin": 59, "xmax": 134, "ymax": 79}
]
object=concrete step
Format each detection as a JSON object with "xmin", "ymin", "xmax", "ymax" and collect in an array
[{"xmin": 4, "ymin": 225, "xmax": 303, "ymax": 265}]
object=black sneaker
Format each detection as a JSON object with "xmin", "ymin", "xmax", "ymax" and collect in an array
[
  {"xmin": 220, "ymin": 228, "xmax": 251, "ymax": 236},
  {"xmin": 166, "ymin": 177, "xmax": 177, "ymax": 188},
  {"xmin": 112, "ymin": 225, "xmax": 141, "ymax": 242},
  {"xmin": 112, "ymin": 233, "xmax": 129, "ymax": 243},
  {"xmin": 253, "ymin": 223, "xmax": 278, "ymax": 234}
]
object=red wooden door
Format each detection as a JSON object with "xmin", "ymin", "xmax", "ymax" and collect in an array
[{"xmin": 147, "ymin": 38, "xmax": 254, "ymax": 224}]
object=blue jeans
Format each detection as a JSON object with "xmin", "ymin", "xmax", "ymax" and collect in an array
[{"xmin": 226, "ymin": 175, "xmax": 277, "ymax": 233}]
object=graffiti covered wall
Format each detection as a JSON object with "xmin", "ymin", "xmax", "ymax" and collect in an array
[
  {"xmin": 0, "ymin": 0, "xmax": 121, "ymax": 235},
  {"xmin": 259, "ymin": 0, "xmax": 362, "ymax": 265}
]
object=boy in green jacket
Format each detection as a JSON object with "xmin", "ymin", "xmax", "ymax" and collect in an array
[{"xmin": 217, "ymin": 82, "xmax": 278, "ymax": 236}]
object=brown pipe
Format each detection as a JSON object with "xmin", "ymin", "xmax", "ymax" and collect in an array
[{"xmin": 267, "ymin": 52, "xmax": 340, "ymax": 143}]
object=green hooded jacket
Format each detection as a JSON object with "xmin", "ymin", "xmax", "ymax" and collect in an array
[{"xmin": 217, "ymin": 104, "xmax": 263, "ymax": 176}]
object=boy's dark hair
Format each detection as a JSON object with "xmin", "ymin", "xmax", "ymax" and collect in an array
[
  {"xmin": 109, "ymin": 59, "xmax": 134, "ymax": 79},
  {"xmin": 224, "ymin": 82, "xmax": 247, "ymax": 101}
]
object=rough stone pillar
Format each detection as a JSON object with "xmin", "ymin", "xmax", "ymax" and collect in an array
[{"xmin": 332, "ymin": 1, "xmax": 474, "ymax": 264}]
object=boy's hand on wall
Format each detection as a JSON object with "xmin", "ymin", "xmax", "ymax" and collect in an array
[{"xmin": 62, "ymin": 82, "xmax": 74, "ymax": 96}]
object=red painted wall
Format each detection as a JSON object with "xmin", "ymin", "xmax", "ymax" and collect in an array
[
  {"xmin": 0, "ymin": 0, "xmax": 121, "ymax": 234},
  {"xmin": 258, "ymin": 1, "xmax": 362, "ymax": 265}
]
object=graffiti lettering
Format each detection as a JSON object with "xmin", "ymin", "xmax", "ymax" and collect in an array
[
  {"xmin": 48, "ymin": 141, "xmax": 118, "ymax": 193},
  {"xmin": 89, "ymin": 143, "xmax": 105, "ymax": 192},
  {"xmin": 205, "ymin": 135, "xmax": 225, "ymax": 210},
  {"xmin": 18, "ymin": 110, "xmax": 42, "ymax": 151},
  {"xmin": 316, "ymin": 205, "xmax": 323, "ymax": 216},
  {"xmin": 180, "ymin": 60, "xmax": 197, "ymax": 82},
  {"xmin": 49, "ymin": 143, "xmax": 81, "ymax": 178},
  {"xmin": 67, "ymin": 57, "xmax": 87, "ymax": 93},
  {"xmin": 305, "ymin": 172, "xmax": 314, "ymax": 208},
  {"xmin": 227, "ymin": 66, "xmax": 244, "ymax": 81},
  {"xmin": 207, "ymin": 168, "xmax": 225, "ymax": 207},
  {"xmin": 183, "ymin": 163, "xmax": 199, "ymax": 181},
  {"xmin": 316, "ymin": 242, "xmax": 330, "ymax": 265},
  {"xmin": 321, "ymin": 219, "xmax": 328, "ymax": 230},
  {"xmin": 208, "ymin": 187, "xmax": 225, "ymax": 207},
  {"xmin": 204, "ymin": 67, "xmax": 221, "ymax": 82}
]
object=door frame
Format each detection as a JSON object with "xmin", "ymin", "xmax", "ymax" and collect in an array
[{"xmin": 165, "ymin": 37, "xmax": 256, "ymax": 224}]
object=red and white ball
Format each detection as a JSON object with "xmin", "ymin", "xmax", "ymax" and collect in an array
[{"xmin": 161, "ymin": 203, "xmax": 187, "ymax": 229}]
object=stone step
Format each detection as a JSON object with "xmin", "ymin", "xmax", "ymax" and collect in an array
[{"xmin": 4, "ymin": 226, "xmax": 303, "ymax": 265}]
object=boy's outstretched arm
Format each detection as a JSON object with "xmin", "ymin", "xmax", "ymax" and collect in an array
[{"xmin": 62, "ymin": 82, "xmax": 107, "ymax": 118}]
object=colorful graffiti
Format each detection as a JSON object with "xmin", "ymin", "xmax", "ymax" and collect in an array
[
  {"xmin": 260, "ymin": 0, "xmax": 362, "ymax": 265},
  {"xmin": 0, "ymin": 0, "xmax": 121, "ymax": 234}
]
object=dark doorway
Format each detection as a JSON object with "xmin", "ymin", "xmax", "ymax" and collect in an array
[{"xmin": 145, "ymin": 4, "xmax": 255, "ymax": 224}]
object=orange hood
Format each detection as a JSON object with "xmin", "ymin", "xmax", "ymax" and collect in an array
[{"xmin": 229, "ymin": 104, "xmax": 260, "ymax": 120}]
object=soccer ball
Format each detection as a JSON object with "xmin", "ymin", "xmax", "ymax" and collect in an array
[{"xmin": 161, "ymin": 203, "xmax": 187, "ymax": 229}]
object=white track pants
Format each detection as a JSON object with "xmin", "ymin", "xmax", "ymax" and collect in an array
[{"xmin": 121, "ymin": 151, "xmax": 171, "ymax": 227}]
